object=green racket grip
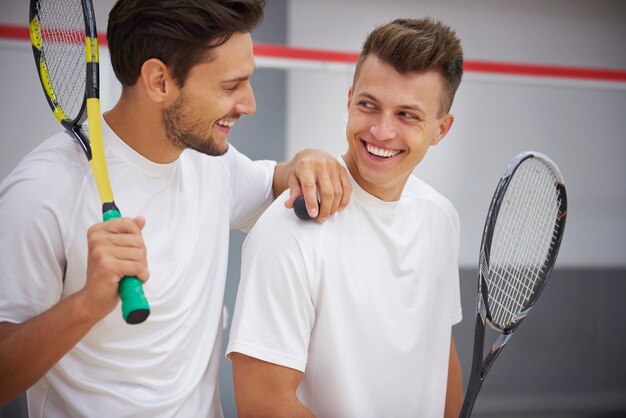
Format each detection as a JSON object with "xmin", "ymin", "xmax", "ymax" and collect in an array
[
  {"xmin": 118, "ymin": 276, "xmax": 150, "ymax": 324},
  {"xmin": 103, "ymin": 208, "xmax": 150, "ymax": 324}
]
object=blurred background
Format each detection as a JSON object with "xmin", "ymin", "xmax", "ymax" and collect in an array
[{"xmin": 1, "ymin": 0, "xmax": 625, "ymax": 417}]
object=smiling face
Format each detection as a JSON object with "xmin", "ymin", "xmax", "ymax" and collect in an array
[
  {"xmin": 344, "ymin": 55, "xmax": 454, "ymax": 201},
  {"xmin": 163, "ymin": 32, "xmax": 256, "ymax": 156}
]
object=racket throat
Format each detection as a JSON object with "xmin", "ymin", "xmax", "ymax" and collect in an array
[
  {"xmin": 69, "ymin": 126, "xmax": 93, "ymax": 161},
  {"xmin": 481, "ymin": 334, "xmax": 509, "ymax": 378},
  {"xmin": 460, "ymin": 317, "xmax": 511, "ymax": 418}
]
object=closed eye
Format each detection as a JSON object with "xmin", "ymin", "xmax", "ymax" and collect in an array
[
  {"xmin": 223, "ymin": 84, "xmax": 239, "ymax": 93},
  {"xmin": 221, "ymin": 76, "xmax": 250, "ymax": 93}
]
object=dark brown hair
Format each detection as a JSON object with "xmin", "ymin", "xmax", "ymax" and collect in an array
[
  {"xmin": 353, "ymin": 18, "xmax": 464, "ymax": 115},
  {"xmin": 107, "ymin": 0, "xmax": 265, "ymax": 87}
]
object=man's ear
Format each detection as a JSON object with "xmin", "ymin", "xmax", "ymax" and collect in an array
[
  {"xmin": 347, "ymin": 86, "xmax": 353, "ymax": 110},
  {"xmin": 432, "ymin": 114, "xmax": 454, "ymax": 146},
  {"xmin": 139, "ymin": 58, "xmax": 177, "ymax": 103}
]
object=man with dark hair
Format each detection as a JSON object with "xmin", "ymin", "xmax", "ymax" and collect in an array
[
  {"xmin": 0, "ymin": 0, "xmax": 350, "ymax": 416},
  {"xmin": 227, "ymin": 17, "xmax": 464, "ymax": 417}
]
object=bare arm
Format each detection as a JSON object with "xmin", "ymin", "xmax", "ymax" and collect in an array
[
  {"xmin": 231, "ymin": 352, "xmax": 315, "ymax": 418},
  {"xmin": 273, "ymin": 149, "xmax": 351, "ymax": 223},
  {"xmin": 0, "ymin": 217, "xmax": 148, "ymax": 403},
  {"xmin": 0, "ymin": 294, "xmax": 101, "ymax": 403},
  {"xmin": 444, "ymin": 336, "xmax": 463, "ymax": 418}
]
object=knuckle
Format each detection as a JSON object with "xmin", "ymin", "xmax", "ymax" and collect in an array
[
  {"xmin": 90, "ymin": 246, "xmax": 105, "ymax": 261},
  {"xmin": 87, "ymin": 234, "xmax": 98, "ymax": 248},
  {"xmin": 295, "ymin": 158, "xmax": 309, "ymax": 170},
  {"xmin": 122, "ymin": 218, "xmax": 136, "ymax": 231},
  {"xmin": 133, "ymin": 235, "xmax": 144, "ymax": 248},
  {"xmin": 301, "ymin": 179, "xmax": 316, "ymax": 188},
  {"xmin": 319, "ymin": 189, "xmax": 334, "ymax": 200},
  {"xmin": 87, "ymin": 226, "xmax": 103, "ymax": 243},
  {"xmin": 99, "ymin": 257, "xmax": 115, "ymax": 272},
  {"xmin": 138, "ymin": 265, "xmax": 150, "ymax": 282},
  {"xmin": 87, "ymin": 224, "xmax": 98, "ymax": 236}
]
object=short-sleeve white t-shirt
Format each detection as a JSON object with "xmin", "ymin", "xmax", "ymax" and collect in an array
[
  {"xmin": 227, "ymin": 159, "xmax": 462, "ymax": 418},
  {"xmin": 0, "ymin": 119, "xmax": 275, "ymax": 417}
]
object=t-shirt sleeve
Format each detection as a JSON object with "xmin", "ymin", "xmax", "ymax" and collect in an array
[
  {"xmin": 222, "ymin": 145, "xmax": 276, "ymax": 232},
  {"xmin": 226, "ymin": 200, "xmax": 315, "ymax": 372},
  {"xmin": 0, "ymin": 161, "xmax": 66, "ymax": 323}
]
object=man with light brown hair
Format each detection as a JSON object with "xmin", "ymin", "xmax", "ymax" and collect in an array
[{"xmin": 227, "ymin": 17, "xmax": 464, "ymax": 417}]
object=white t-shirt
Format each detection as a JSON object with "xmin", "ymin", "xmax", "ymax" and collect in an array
[
  {"xmin": 0, "ymin": 119, "xmax": 275, "ymax": 418},
  {"xmin": 227, "ymin": 161, "xmax": 462, "ymax": 418}
]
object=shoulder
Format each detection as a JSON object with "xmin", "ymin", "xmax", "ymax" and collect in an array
[
  {"xmin": 404, "ymin": 175, "xmax": 460, "ymax": 231},
  {"xmin": 2, "ymin": 131, "xmax": 88, "ymax": 198},
  {"xmin": 0, "ymin": 131, "xmax": 89, "ymax": 224},
  {"xmin": 215, "ymin": 144, "xmax": 275, "ymax": 175},
  {"xmin": 244, "ymin": 191, "xmax": 324, "ymax": 255},
  {"xmin": 182, "ymin": 144, "xmax": 274, "ymax": 188}
]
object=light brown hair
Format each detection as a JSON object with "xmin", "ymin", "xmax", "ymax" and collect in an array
[{"xmin": 353, "ymin": 18, "xmax": 464, "ymax": 115}]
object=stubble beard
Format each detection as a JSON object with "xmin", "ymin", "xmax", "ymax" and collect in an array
[{"xmin": 162, "ymin": 96, "xmax": 229, "ymax": 157}]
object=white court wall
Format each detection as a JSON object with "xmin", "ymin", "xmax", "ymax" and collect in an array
[
  {"xmin": 1, "ymin": 0, "xmax": 625, "ymax": 269},
  {"xmin": 286, "ymin": 0, "xmax": 626, "ymax": 268}
]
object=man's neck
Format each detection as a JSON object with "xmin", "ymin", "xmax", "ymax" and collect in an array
[
  {"xmin": 341, "ymin": 152, "xmax": 406, "ymax": 202},
  {"xmin": 104, "ymin": 91, "xmax": 183, "ymax": 164}
]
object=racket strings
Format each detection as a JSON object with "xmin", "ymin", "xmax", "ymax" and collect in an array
[
  {"xmin": 36, "ymin": 0, "xmax": 86, "ymax": 121},
  {"xmin": 489, "ymin": 167, "xmax": 553, "ymax": 322},
  {"xmin": 493, "ymin": 169, "xmax": 550, "ymax": 290},
  {"xmin": 489, "ymin": 161, "xmax": 557, "ymax": 322},
  {"xmin": 485, "ymin": 159, "xmax": 561, "ymax": 328}
]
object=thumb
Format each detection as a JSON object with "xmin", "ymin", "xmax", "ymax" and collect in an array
[{"xmin": 133, "ymin": 216, "xmax": 146, "ymax": 231}]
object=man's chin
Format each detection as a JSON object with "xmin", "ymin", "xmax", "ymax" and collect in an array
[
  {"xmin": 216, "ymin": 143, "xmax": 229, "ymax": 156},
  {"xmin": 190, "ymin": 142, "xmax": 229, "ymax": 157}
]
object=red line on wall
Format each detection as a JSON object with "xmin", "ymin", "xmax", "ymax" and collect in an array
[
  {"xmin": 0, "ymin": 24, "xmax": 109, "ymax": 46},
  {"xmin": 253, "ymin": 43, "xmax": 359, "ymax": 63},
  {"xmin": 464, "ymin": 60, "xmax": 626, "ymax": 83},
  {"xmin": 3, "ymin": 24, "xmax": 625, "ymax": 83},
  {"xmin": 0, "ymin": 24, "xmax": 30, "ymax": 42}
]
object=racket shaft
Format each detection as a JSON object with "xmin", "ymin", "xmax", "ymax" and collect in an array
[
  {"xmin": 460, "ymin": 314, "xmax": 486, "ymax": 418},
  {"xmin": 86, "ymin": 99, "xmax": 114, "ymax": 202},
  {"xmin": 459, "ymin": 379, "xmax": 482, "ymax": 418},
  {"xmin": 460, "ymin": 313, "xmax": 508, "ymax": 417}
]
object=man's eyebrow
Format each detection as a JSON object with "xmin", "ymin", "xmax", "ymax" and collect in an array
[
  {"xmin": 220, "ymin": 75, "xmax": 251, "ymax": 84},
  {"xmin": 357, "ymin": 92, "xmax": 425, "ymax": 113},
  {"xmin": 357, "ymin": 92, "xmax": 379, "ymax": 102}
]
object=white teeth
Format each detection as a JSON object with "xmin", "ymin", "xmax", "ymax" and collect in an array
[
  {"xmin": 366, "ymin": 143, "xmax": 401, "ymax": 158},
  {"xmin": 216, "ymin": 119, "xmax": 235, "ymax": 128}
]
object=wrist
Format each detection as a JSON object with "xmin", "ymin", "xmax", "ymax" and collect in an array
[
  {"xmin": 71, "ymin": 289, "xmax": 113, "ymax": 326},
  {"xmin": 273, "ymin": 161, "xmax": 291, "ymax": 198}
]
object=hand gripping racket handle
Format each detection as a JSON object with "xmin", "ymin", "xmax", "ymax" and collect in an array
[{"xmin": 103, "ymin": 208, "xmax": 151, "ymax": 324}]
